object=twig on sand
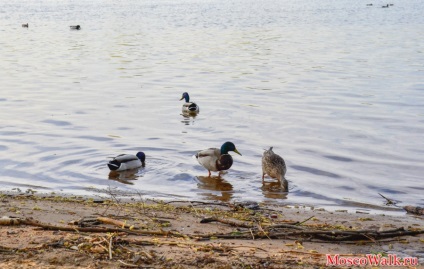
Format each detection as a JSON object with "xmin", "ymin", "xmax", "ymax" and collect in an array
[
  {"xmin": 294, "ymin": 215, "xmax": 315, "ymax": 225},
  {"xmin": 200, "ymin": 217, "xmax": 254, "ymax": 228},
  {"xmin": 97, "ymin": 216, "xmax": 138, "ymax": 230},
  {"xmin": 10, "ymin": 217, "xmax": 175, "ymax": 237},
  {"xmin": 108, "ymin": 235, "xmax": 113, "ymax": 260},
  {"xmin": 117, "ymin": 260, "xmax": 139, "ymax": 268}
]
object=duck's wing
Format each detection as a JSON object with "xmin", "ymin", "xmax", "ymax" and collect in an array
[
  {"xmin": 262, "ymin": 149, "xmax": 287, "ymax": 177},
  {"xmin": 188, "ymin": 102, "xmax": 199, "ymax": 111},
  {"xmin": 196, "ymin": 148, "xmax": 220, "ymax": 171},
  {"xmin": 113, "ymin": 154, "xmax": 139, "ymax": 163},
  {"xmin": 183, "ymin": 102, "xmax": 199, "ymax": 112}
]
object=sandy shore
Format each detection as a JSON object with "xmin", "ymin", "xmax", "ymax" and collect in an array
[{"xmin": 0, "ymin": 191, "xmax": 423, "ymax": 268}]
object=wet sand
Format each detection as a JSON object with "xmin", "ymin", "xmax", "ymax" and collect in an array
[{"xmin": 0, "ymin": 191, "xmax": 423, "ymax": 268}]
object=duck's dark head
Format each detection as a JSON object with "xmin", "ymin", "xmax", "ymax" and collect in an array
[
  {"xmin": 136, "ymin": 152, "xmax": 146, "ymax": 163},
  {"xmin": 220, "ymin": 141, "xmax": 242, "ymax": 156},
  {"xmin": 180, "ymin": 92, "xmax": 190, "ymax": 102}
]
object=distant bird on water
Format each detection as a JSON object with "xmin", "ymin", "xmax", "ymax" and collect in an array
[
  {"xmin": 70, "ymin": 25, "xmax": 81, "ymax": 30},
  {"xmin": 262, "ymin": 147, "xmax": 288, "ymax": 192},
  {"xmin": 382, "ymin": 4, "xmax": 389, "ymax": 8},
  {"xmin": 366, "ymin": 4, "xmax": 373, "ymax": 6},
  {"xmin": 195, "ymin": 142, "xmax": 241, "ymax": 177},
  {"xmin": 180, "ymin": 92, "xmax": 199, "ymax": 113},
  {"xmin": 107, "ymin": 152, "xmax": 145, "ymax": 171},
  {"xmin": 22, "ymin": 23, "xmax": 28, "ymax": 28}
]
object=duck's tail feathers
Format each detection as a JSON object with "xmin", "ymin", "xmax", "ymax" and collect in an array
[
  {"xmin": 281, "ymin": 176, "xmax": 289, "ymax": 192},
  {"xmin": 107, "ymin": 161, "xmax": 120, "ymax": 171}
]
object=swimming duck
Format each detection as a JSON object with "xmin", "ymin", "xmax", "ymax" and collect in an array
[
  {"xmin": 70, "ymin": 25, "xmax": 81, "ymax": 30},
  {"xmin": 22, "ymin": 23, "xmax": 28, "ymax": 28},
  {"xmin": 262, "ymin": 147, "xmax": 288, "ymax": 191},
  {"xmin": 180, "ymin": 92, "xmax": 199, "ymax": 113},
  {"xmin": 382, "ymin": 4, "xmax": 389, "ymax": 8},
  {"xmin": 195, "ymin": 142, "xmax": 241, "ymax": 176},
  {"xmin": 107, "ymin": 152, "xmax": 145, "ymax": 171}
]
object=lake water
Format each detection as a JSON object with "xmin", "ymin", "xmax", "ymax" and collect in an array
[{"xmin": 1, "ymin": 0, "xmax": 423, "ymax": 214}]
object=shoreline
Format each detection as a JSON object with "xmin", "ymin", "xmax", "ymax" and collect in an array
[
  {"xmin": 1, "ymin": 191, "xmax": 423, "ymax": 268},
  {"xmin": 0, "ymin": 187, "xmax": 410, "ymax": 217}
]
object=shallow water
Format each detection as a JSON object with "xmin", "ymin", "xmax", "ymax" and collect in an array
[{"xmin": 1, "ymin": 0, "xmax": 423, "ymax": 214}]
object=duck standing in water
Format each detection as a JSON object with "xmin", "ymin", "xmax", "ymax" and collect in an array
[
  {"xmin": 196, "ymin": 142, "xmax": 241, "ymax": 176},
  {"xmin": 262, "ymin": 147, "xmax": 288, "ymax": 191},
  {"xmin": 180, "ymin": 92, "xmax": 199, "ymax": 113},
  {"xmin": 107, "ymin": 152, "xmax": 145, "ymax": 171}
]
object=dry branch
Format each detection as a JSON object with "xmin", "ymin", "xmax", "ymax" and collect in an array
[{"xmin": 1, "ymin": 215, "xmax": 422, "ymax": 244}]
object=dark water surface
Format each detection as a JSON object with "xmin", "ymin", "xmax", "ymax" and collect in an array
[{"xmin": 1, "ymin": 0, "xmax": 423, "ymax": 214}]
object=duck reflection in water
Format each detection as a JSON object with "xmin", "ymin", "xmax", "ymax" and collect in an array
[
  {"xmin": 196, "ymin": 175, "xmax": 234, "ymax": 202},
  {"xmin": 108, "ymin": 169, "xmax": 141, "ymax": 185},
  {"xmin": 261, "ymin": 181, "xmax": 288, "ymax": 200},
  {"xmin": 181, "ymin": 112, "xmax": 197, "ymax": 125}
]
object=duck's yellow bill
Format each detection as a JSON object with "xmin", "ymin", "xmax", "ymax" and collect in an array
[{"xmin": 234, "ymin": 149, "xmax": 242, "ymax": 156}]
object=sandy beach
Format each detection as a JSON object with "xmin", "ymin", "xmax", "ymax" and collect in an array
[{"xmin": 0, "ymin": 191, "xmax": 423, "ymax": 268}]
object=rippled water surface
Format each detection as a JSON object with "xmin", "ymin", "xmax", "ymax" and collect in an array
[{"xmin": 1, "ymin": 0, "xmax": 423, "ymax": 213}]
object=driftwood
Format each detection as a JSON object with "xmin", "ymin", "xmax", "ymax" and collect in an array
[
  {"xmin": 0, "ymin": 216, "xmax": 174, "ymax": 237},
  {"xmin": 198, "ymin": 227, "xmax": 424, "ymax": 242},
  {"xmin": 197, "ymin": 217, "xmax": 424, "ymax": 242},
  {"xmin": 1, "ymin": 215, "xmax": 423, "ymax": 243},
  {"xmin": 200, "ymin": 217, "xmax": 254, "ymax": 228},
  {"xmin": 96, "ymin": 216, "xmax": 139, "ymax": 230},
  {"xmin": 378, "ymin": 193, "xmax": 423, "ymax": 216},
  {"xmin": 403, "ymin": 205, "xmax": 424, "ymax": 216}
]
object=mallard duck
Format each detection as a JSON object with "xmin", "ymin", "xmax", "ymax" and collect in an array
[
  {"xmin": 70, "ymin": 25, "xmax": 81, "ymax": 30},
  {"xmin": 262, "ymin": 147, "xmax": 288, "ymax": 191},
  {"xmin": 107, "ymin": 152, "xmax": 145, "ymax": 171},
  {"xmin": 180, "ymin": 92, "xmax": 199, "ymax": 113},
  {"xmin": 22, "ymin": 23, "xmax": 28, "ymax": 28},
  {"xmin": 195, "ymin": 142, "xmax": 241, "ymax": 176},
  {"xmin": 382, "ymin": 4, "xmax": 389, "ymax": 8}
]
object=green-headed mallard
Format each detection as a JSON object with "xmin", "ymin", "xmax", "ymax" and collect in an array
[
  {"xmin": 180, "ymin": 92, "xmax": 199, "ymax": 113},
  {"xmin": 196, "ymin": 142, "xmax": 241, "ymax": 176},
  {"xmin": 70, "ymin": 25, "xmax": 81, "ymax": 30},
  {"xmin": 107, "ymin": 152, "xmax": 145, "ymax": 171},
  {"xmin": 262, "ymin": 147, "xmax": 288, "ymax": 191}
]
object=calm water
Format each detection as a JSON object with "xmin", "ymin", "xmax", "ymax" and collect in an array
[{"xmin": 1, "ymin": 0, "xmax": 423, "ymax": 214}]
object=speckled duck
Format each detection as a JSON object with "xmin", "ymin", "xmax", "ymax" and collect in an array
[{"xmin": 262, "ymin": 147, "xmax": 288, "ymax": 191}]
